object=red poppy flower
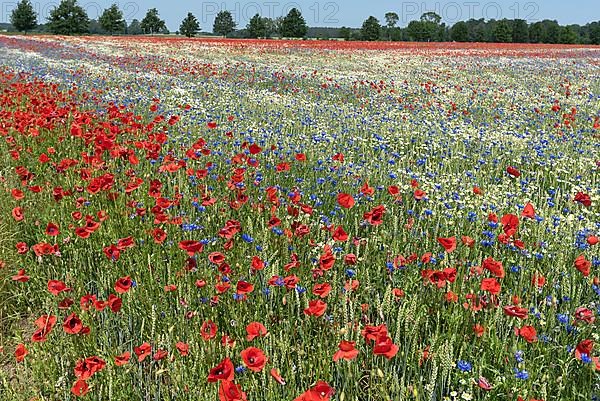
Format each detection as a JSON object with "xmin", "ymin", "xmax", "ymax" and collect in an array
[
  {"xmin": 240, "ymin": 347, "xmax": 267, "ymax": 372},
  {"xmin": 480, "ymin": 278, "xmax": 501, "ymax": 295},
  {"xmin": 575, "ymin": 339, "xmax": 593, "ymax": 360},
  {"xmin": 152, "ymin": 228, "xmax": 167, "ymax": 243},
  {"xmin": 503, "ymin": 305, "xmax": 528, "ymax": 319},
  {"xmin": 236, "ymin": 281, "xmax": 254, "ymax": 295},
  {"xmin": 45, "ymin": 222, "xmax": 60, "ymax": 236},
  {"xmin": 153, "ymin": 349, "xmax": 168, "ymax": 361},
  {"xmin": 361, "ymin": 181, "xmax": 374, "ymax": 196},
  {"xmin": 482, "ymin": 257, "xmax": 505, "ymax": 279},
  {"xmin": 344, "ymin": 253, "xmax": 357, "ymax": 265},
  {"xmin": 574, "ymin": 307, "xmax": 595, "ymax": 324},
  {"xmin": 437, "ymin": 236, "xmax": 456, "ymax": 253},
  {"xmin": 517, "ymin": 326, "xmax": 537, "ymax": 343},
  {"xmin": 114, "ymin": 276, "xmax": 132, "ymax": 294},
  {"xmin": 574, "ymin": 192, "xmax": 591, "ymax": 207},
  {"xmin": 219, "ymin": 380, "xmax": 247, "ymax": 401},
  {"xmin": 373, "ymin": 335, "xmax": 399, "ymax": 359},
  {"xmin": 179, "ymin": 240, "xmax": 204, "ymax": 256},
  {"xmin": 500, "ymin": 213, "xmax": 518, "ymax": 236},
  {"xmin": 312, "ymin": 283, "xmax": 332, "ymax": 298},
  {"xmin": 332, "ymin": 225, "xmax": 348, "ymax": 242},
  {"xmin": 209, "ymin": 252, "xmax": 226, "ymax": 265},
  {"xmin": 48, "ymin": 280, "xmax": 71, "ymax": 296},
  {"xmin": 12, "ymin": 269, "xmax": 29, "ymax": 282},
  {"xmin": 270, "ymin": 368, "xmax": 286, "ymax": 385},
  {"xmin": 574, "ymin": 254, "xmax": 591, "ymax": 277},
  {"xmin": 208, "ymin": 357, "xmax": 235, "ymax": 382},
  {"xmin": 337, "ymin": 193, "xmax": 355, "ymax": 209},
  {"xmin": 333, "ymin": 341, "xmax": 359, "ymax": 361},
  {"xmin": 107, "ymin": 294, "xmax": 122, "ymax": 313},
  {"xmin": 461, "ymin": 235, "xmax": 475, "ymax": 248},
  {"xmin": 134, "ymin": 342, "xmax": 151, "ymax": 362},
  {"xmin": 413, "ymin": 189, "xmax": 426, "ymax": 200},
  {"xmin": 506, "ymin": 166, "xmax": 521, "ymax": 178},
  {"xmin": 74, "ymin": 356, "xmax": 106, "ymax": 380},
  {"xmin": 522, "ymin": 203, "xmax": 536, "ymax": 219},
  {"xmin": 12, "ymin": 207, "xmax": 24, "ymax": 221},
  {"xmin": 473, "ymin": 324, "xmax": 485, "ymax": 337},
  {"xmin": 201, "ymin": 320, "xmax": 218, "ymax": 340},
  {"xmin": 363, "ymin": 205, "xmax": 385, "ymax": 225},
  {"xmin": 208, "ymin": 121, "xmax": 218, "ymax": 129},
  {"xmin": 295, "ymin": 153, "xmax": 306, "ymax": 161},
  {"xmin": 304, "ymin": 300, "xmax": 327, "ymax": 317},
  {"xmin": 71, "ymin": 379, "xmax": 89, "ymax": 397},
  {"xmin": 15, "ymin": 343, "xmax": 27, "ymax": 362},
  {"xmin": 294, "ymin": 381, "xmax": 334, "ymax": 401},
  {"xmin": 176, "ymin": 342, "xmax": 189, "ymax": 356},
  {"xmin": 246, "ymin": 322, "xmax": 268, "ymax": 341},
  {"xmin": 15, "ymin": 242, "xmax": 28, "ymax": 255},
  {"xmin": 250, "ymin": 256, "xmax": 265, "ymax": 271},
  {"xmin": 248, "ymin": 143, "xmax": 262, "ymax": 154},
  {"xmin": 63, "ymin": 313, "xmax": 83, "ymax": 334},
  {"xmin": 114, "ymin": 351, "xmax": 131, "ymax": 366},
  {"xmin": 31, "ymin": 315, "xmax": 57, "ymax": 342},
  {"xmin": 588, "ymin": 236, "xmax": 598, "ymax": 246},
  {"xmin": 361, "ymin": 324, "xmax": 388, "ymax": 343}
]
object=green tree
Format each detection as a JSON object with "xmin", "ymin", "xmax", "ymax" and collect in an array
[
  {"xmin": 590, "ymin": 22, "xmax": 600, "ymax": 45},
  {"xmin": 280, "ymin": 8, "xmax": 307, "ymax": 38},
  {"xmin": 179, "ymin": 12, "xmax": 199, "ymax": 37},
  {"xmin": 512, "ymin": 19, "xmax": 528, "ymax": 43},
  {"xmin": 560, "ymin": 25, "xmax": 578, "ymax": 44},
  {"xmin": 493, "ymin": 19, "xmax": 513, "ymax": 42},
  {"xmin": 127, "ymin": 19, "xmax": 142, "ymax": 35},
  {"xmin": 47, "ymin": 0, "xmax": 89, "ymax": 35},
  {"xmin": 246, "ymin": 13, "xmax": 267, "ymax": 38},
  {"xmin": 339, "ymin": 26, "xmax": 351, "ymax": 40},
  {"xmin": 385, "ymin": 12, "xmax": 399, "ymax": 40},
  {"xmin": 361, "ymin": 16, "xmax": 381, "ymax": 41},
  {"xmin": 451, "ymin": 21, "xmax": 468, "ymax": 42},
  {"xmin": 421, "ymin": 11, "xmax": 441, "ymax": 24},
  {"xmin": 406, "ymin": 13, "xmax": 442, "ymax": 41},
  {"xmin": 542, "ymin": 20, "xmax": 561, "ymax": 43},
  {"xmin": 529, "ymin": 21, "xmax": 543, "ymax": 43},
  {"xmin": 213, "ymin": 10, "xmax": 236, "ymax": 37},
  {"xmin": 10, "ymin": 0, "xmax": 37, "ymax": 33},
  {"xmin": 141, "ymin": 8, "xmax": 166, "ymax": 34},
  {"xmin": 99, "ymin": 3, "xmax": 125, "ymax": 34}
]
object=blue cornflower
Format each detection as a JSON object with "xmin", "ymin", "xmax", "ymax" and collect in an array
[
  {"xmin": 514, "ymin": 369, "xmax": 529, "ymax": 380},
  {"xmin": 515, "ymin": 350, "xmax": 524, "ymax": 363},
  {"xmin": 456, "ymin": 360, "xmax": 472, "ymax": 372}
]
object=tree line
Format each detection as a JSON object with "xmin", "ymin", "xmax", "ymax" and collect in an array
[{"xmin": 8, "ymin": 0, "xmax": 600, "ymax": 44}]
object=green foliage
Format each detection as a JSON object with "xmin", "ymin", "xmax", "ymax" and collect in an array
[
  {"xmin": 213, "ymin": 10, "xmax": 236, "ymax": 37},
  {"xmin": 99, "ymin": 4, "xmax": 125, "ymax": 35},
  {"xmin": 385, "ymin": 12, "xmax": 399, "ymax": 29},
  {"xmin": 493, "ymin": 19, "xmax": 513, "ymax": 43},
  {"xmin": 246, "ymin": 14, "xmax": 268, "ymax": 38},
  {"xmin": 47, "ymin": 0, "xmax": 89, "ymax": 35},
  {"xmin": 361, "ymin": 16, "xmax": 381, "ymax": 41},
  {"xmin": 127, "ymin": 19, "xmax": 142, "ymax": 35},
  {"xmin": 339, "ymin": 26, "xmax": 351, "ymax": 41},
  {"xmin": 512, "ymin": 19, "xmax": 529, "ymax": 43},
  {"xmin": 451, "ymin": 21, "xmax": 468, "ymax": 42},
  {"xmin": 10, "ymin": 0, "xmax": 37, "ymax": 33},
  {"xmin": 280, "ymin": 8, "xmax": 308, "ymax": 38},
  {"xmin": 141, "ymin": 8, "xmax": 166, "ymax": 34},
  {"xmin": 179, "ymin": 12, "xmax": 200, "ymax": 38}
]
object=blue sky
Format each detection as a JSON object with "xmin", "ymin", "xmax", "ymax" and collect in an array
[{"xmin": 2, "ymin": 0, "xmax": 599, "ymax": 29}]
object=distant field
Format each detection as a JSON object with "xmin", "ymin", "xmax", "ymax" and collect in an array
[{"xmin": 0, "ymin": 35, "xmax": 598, "ymax": 401}]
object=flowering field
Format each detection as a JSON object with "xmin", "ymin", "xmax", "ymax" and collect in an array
[{"xmin": 0, "ymin": 36, "xmax": 598, "ymax": 401}]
